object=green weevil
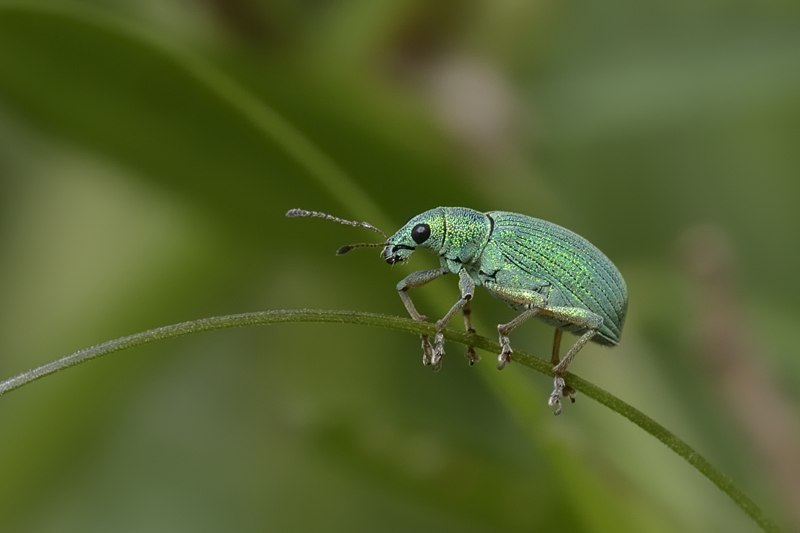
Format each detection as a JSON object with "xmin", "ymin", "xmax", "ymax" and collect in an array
[{"xmin": 286, "ymin": 207, "xmax": 627, "ymax": 414}]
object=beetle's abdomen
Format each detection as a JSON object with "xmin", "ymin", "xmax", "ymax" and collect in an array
[{"xmin": 486, "ymin": 211, "xmax": 627, "ymax": 344}]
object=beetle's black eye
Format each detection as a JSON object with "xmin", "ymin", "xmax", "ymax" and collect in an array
[{"xmin": 411, "ymin": 223, "xmax": 431, "ymax": 244}]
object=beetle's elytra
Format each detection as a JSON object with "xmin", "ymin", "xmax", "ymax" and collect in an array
[{"xmin": 287, "ymin": 207, "xmax": 628, "ymax": 415}]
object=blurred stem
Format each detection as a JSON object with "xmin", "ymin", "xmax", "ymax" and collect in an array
[{"xmin": 0, "ymin": 309, "xmax": 779, "ymax": 532}]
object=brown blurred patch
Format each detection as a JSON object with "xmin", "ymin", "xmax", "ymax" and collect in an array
[{"xmin": 681, "ymin": 224, "xmax": 800, "ymax": 528}]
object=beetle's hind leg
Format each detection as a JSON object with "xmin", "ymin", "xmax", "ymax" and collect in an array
[
  {"xmin": 549, "ymin": 329, "xmax": 576, "ymax": 408},
  {"xmin": 542, "ymin": 307, "xmax": 603, "ymax": 414}
]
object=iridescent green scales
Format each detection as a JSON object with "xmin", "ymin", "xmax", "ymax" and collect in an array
[
  {"xmin": 287, "ymin": 206, "xmax": 628, "ymax": 415},
  {"xmin": 483, "ymin": 211, "xmax": 626, "ymax": 345}
]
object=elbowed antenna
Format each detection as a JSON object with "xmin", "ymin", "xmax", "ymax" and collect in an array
[
  {"xmin": 286, "ymin": 208, "xmax": 388, "ymax": 255},
  {"xmin": 286, "ymin": 208, "xmax": 387, "ymax": 238}
]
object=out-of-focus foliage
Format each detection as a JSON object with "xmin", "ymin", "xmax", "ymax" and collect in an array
[{"xmin": 1, "ymin": 1, "xmax": 798, "ymax": 531}]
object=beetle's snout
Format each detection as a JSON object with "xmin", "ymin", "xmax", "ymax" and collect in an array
[
  {"xmin": 382, "ymin": 245, "xmax": 398, "ymax": 264},
  {"xmin": 382, "ymin": 243, "xmax": 414, "ymax": 264}
]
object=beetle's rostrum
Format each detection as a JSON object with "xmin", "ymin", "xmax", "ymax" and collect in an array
[
  {"xmin": 287, "ymin": 206, "xmax": 628, "ymax": 415},
  {"xmin": 383, "ymin": 243, "xmax": 415, "ymax": 264}
]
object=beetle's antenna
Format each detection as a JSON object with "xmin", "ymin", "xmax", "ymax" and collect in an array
[
  {"xmin": 336, "ymin": 242, "xmax": 386, "ymax": 255},
  {"xmin": 286, "ymin": 208, "xmax": 387, "ymax": 238}
]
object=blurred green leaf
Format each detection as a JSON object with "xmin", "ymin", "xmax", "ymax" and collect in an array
[{"xmin": 0, "ymin": 3, "xmax": 387, "ymax": 230}]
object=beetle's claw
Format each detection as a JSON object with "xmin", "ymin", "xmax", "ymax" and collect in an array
[
  {"xmin": 421, "ymin": 332, "xmax": 445, "ymax": 371},
  {"xmin": 564, "ymin": 384, "xmax": 576, "ymax": 403},
  {"xmin": 497, "ymin": 335, "xmax": 513, "ymax": 370},
  {"xmin": 429, "ymin": 331, "xmax": 445, "ymax": 371},
  {"xmin": 465, "ymin": 345, "xmax": 480, "ymax": 366},
  {"xmin": 549, "ymin": 376, "xmax": 571, "ymax": 415},
  {"xmin": 421, "ymin": 335, "xmax": 434, "ymax": 366}
]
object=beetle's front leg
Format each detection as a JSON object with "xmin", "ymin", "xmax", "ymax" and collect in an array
[{"xmin": 396, "ymin": 267, "xmax": 449, "ymax": 367}]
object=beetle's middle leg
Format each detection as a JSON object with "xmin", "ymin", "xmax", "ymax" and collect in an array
[
  {"xmin": 482, "ymin": 280, "xmax": 547, "ymax": 370},
  {"xmin": 495, "ymin": 307, "xmax": 541, "ymax": 369},
  {"xmin": 429, "ymin": 270, "xmax": 475, "ymax": 369},
  {"xmin": 461, "ymin": 299, "xmax": 479, "ymax": 365}
]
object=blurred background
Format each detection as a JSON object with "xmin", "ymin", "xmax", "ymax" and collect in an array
[{"xmin": 1, "ymin": 1, "xmax": 799, "ymax": 531}]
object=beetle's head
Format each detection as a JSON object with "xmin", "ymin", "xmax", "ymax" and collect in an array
[{"xmin": 382, "ymin": 208, "xmax": 445, "ymax": 265}]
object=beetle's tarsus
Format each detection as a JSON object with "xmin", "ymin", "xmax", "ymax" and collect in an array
[
  {"xmin": 497, "ymin": 335, "xmax": 513, "ymax": 370},
  {"xmin": 548, "ymin": 376, "xmax": 564, "ymax": 415},
  {"xmin": 564, "ymin": 385, "xmax": 576, "ymax": 403},
  {"xmin": 429, "ymin": 331, "xmax": 445, "ymax": 369},
  {"xmin": 421, "ymin": 335, "xmax": 434, "ymax": 366},
  {"xmin": 549, "ymin": 375, "xmax": 575, "ymax": 415},
  {"xmin": 465, "ymin": 346, "xmax": 480, "ymax": 365}
]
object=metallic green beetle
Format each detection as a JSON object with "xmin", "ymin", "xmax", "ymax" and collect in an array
[{"xmin": 287, "ymin": 207, "xmax": 627, "ymax": 414}]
